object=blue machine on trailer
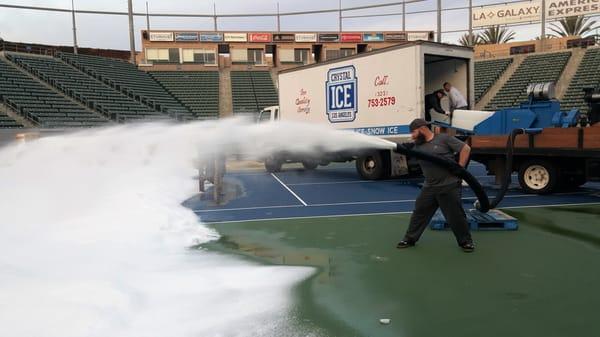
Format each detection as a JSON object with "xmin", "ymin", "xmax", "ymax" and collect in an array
[
  {"xmin": 471, "ymin": 100, "xmax": 579, "ymax": 136},
  {"xmin": 428, "ymin": 82, "xmax": 583, "ymax": 231}
]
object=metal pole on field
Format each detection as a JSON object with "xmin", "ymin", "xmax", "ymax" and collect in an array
[
  {"xmin": 276, "ymin": 2, "xmax": 281, "ymax": 32},
  {"xmin": 71, "ymin": 0, "xmax": 78, "ymax": 54},
  {"xmin": 339, "ymin": 0, "xmax": 342, "ymax": 32},
  {"xmin": 213, "ymin": 3, "xmax": 218, "ymax": 31},
  {"xmin": 436, "ymin": 0, "xmax": 442, "ymax": 42},
  {"xmin": 127, "ymin": 0, "xmax": 136, "ymax": 64},
  {"xmin": 541, "ymin": 0, "xmax": 546, "ymax": 50},
  {"xmin": 468, "ymin": 0, "xmax": 473, "ymax": 45}
]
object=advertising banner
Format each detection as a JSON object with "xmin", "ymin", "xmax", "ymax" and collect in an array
[
  {"xmin": 273, "ymin": 33, "xmax": 295, "ymax": 42},
  {"xmin": 175, "ymin": 32, "xmax": 199, "ymax": 42},
  {"xmin": 149, "ymin": 32, "xmax": 174, "ymax": 42},
  {"xmin": 340, "ymin": 33, "xmax": 362, "ymax": 42},
  {"xmin": 224, "ymin": 33, "xmax": 247, "ymax": 42},
  {"xmin": 473, "ymin": 1, "xmax": 542, "ymax": 27},
  {"xmin": 384, "ymin": 32, "xmax": 407, "ymax": 41},
  {"xmin": 295, "ymin": 33, "xmax": 317, "ymax": 42},
  {"xmin": 248, "ymin": 33, "xmax": 272, "ymax": 43},
  {"xmin": 200, "ymin": 32, "xmax": 223, "ymax": 42},
  {"xmin": 407, "ymin": 32, "xmax": 431, "ymax": 41},
  {"xmin": 363, "ymin": 33, "xmax": 384, "ymax": 42},
  {"xmin": 546, "ymin": 0, "xmax": 600, "ymax": 19},
  {"xmin": 319, "ymin": 33, "xmax": 340, "ymax": 42}
]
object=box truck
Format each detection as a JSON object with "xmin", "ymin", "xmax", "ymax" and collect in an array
[{"xmin": 259, "ymin": 41, "xmax": 474, "ymax": 179}]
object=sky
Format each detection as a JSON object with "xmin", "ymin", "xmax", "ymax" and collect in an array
[{"xmin": 0, "ymin": 0, "xmax": 545, "ymax": 51}]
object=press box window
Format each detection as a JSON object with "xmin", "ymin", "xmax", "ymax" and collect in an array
[
  {"xmin": 182, "ymin": 49, "xmax": 216, "ymax": 64},
  {"xmin": 294, "ymin": 49, "xmax": 310, "ymax": 64},
  {"xmin": 248, "ymin": 49, "xmax": 264, "ymax": 64},
  {"xmin": 326, "ymin": 48, "xmax": 355, "ymax": 60},
  {"xmin": 146, "ymin": 48, "xmax": 176, "ymax": 63}
]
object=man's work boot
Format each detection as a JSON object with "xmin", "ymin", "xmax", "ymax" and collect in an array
[{"xmin": 396, "ymin": 240, "xmax": 415, "ymax": 249}]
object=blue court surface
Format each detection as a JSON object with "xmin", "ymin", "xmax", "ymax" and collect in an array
[{"xmin": 184, "ymin": 163, "xmax": 600, "ymax": 223}]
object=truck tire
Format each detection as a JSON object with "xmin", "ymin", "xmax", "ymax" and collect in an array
[
  {"xmin": 302, "ymin": 160, "xmax": 318, "ymax": 170},
  {"xmin": 356, "ymin": 151, "xmax": 390, "ymax": 180},
  {"xmin": 265, "ymin": 156, "xmax": 283, "ymax": 173},
  {"xmin": 518, "ymin": 159, "xmax": 558, "ymax": 194}
]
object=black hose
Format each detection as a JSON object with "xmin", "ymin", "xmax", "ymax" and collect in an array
[
  {"xmin": 395, "ymin": 128, "xmax": 526, "ymax": 213},
  {"xmin": 395, "ymin": 143, "xmax": 491, "ymax": 213},
  {"xmin": 487, "ymin": 128, "xmax": 524, "ymax": 210}
]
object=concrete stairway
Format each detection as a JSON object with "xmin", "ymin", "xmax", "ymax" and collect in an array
[
  {"xmin": 219, "ymin": 68, "xmax": 233, "ymax": 117},
  {"xmin": 475, "ymin": 55, "xmax": 524, "ymax": 110},
  {"xmin": 0, "ymin": 102, "xmax": 36, "ymax": 127},
  {"xmin": 555, "ymin": 48, "xmax": 585, "ymax": 100}
]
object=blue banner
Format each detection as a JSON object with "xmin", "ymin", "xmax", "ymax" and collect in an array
[{"xmin": 199, "ymin": 33, "xmax": 223, "ymax": 42}]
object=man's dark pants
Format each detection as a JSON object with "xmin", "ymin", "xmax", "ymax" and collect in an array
[{"xmin": 404, "ymin": 182, "xmax": 472, "ymax": 245}]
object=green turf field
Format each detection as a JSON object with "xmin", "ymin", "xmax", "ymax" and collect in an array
[{"xmin": 204, "ymin": 205, "xmax": 600, "ymax": 337}]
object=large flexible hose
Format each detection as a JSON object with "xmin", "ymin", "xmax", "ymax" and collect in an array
[
  {"xmin": 394, "ymin": 143, "xmax": 491, "ymax": 213},
  {"xmin": 395, "ymin": 128, "xmax": 531, "ymax": 213},
  {"xmin": 486, "ymin": 128, "xmax": 524, "ymax": 210}
]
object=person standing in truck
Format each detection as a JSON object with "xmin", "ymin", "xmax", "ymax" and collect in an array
[
  {"xmin": 444, "ymin": 82, "xmax": 468, "ymax": 112},
  {"xmin": 397, "ymin": 118, "xmax": 475, "ymax": 253},
  {"xmin": 424, "ymin": 89, "xmax": 449, "ymax": 124}
]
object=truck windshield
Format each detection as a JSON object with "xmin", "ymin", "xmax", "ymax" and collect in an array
[{"xmin": 258, "ymin": 110, "xmax": 271, "ymax": 122}]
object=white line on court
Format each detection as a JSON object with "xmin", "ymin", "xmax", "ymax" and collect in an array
[
  {"xmin": 271, "ymin": 173, "xmax": 308, "ymax": 206},
  {"xmin": 201, "ymin": 202, "xmax": 600, "ymax": 224},
  {"xmin": 192, "ymin": 191, "xmax": 597, "ymax": 212},
  {"xmin": 285, "ymin": 174, "xmax": 518, "ymax": 186}
]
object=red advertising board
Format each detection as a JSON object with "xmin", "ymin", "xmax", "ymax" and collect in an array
[
  {"xmin": 248, "ymin": 33, "xmax": 272, "ymax": 43},
  {"xmin": 340, "ymin": 33, "xmax": 362, "ymax": 42}
]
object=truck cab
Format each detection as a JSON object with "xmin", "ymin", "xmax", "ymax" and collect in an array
[{"xmin": 258, "ymin": 106, "xmax": 279, "ymax": 123}]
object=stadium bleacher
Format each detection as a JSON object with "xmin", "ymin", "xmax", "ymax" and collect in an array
[
  {"xmin": 0, "ymin": 112, "xmax": 23, "ymax": 128},
  {"xmin": 561, "ymin": 47, "xmax": 600, "ymax": 114},
  {"xmin": 59, "ymin": 53, "xmax": 191, "ymax": 119},
  {"xmin": 0, "ymin": 57, "xmax": 108, "ymax": 128},
  {"xmin": 485, "ymin": 51, "xmax": 571, "ymax": 110},
  {"xmin": 6, "ymin": 53, "xmax": 169, "ymax": 123},
  {"xmin": 474, "ymin": 58, "xmax": 513, "ymax": 102},
  {"xmin": 231, "ymin": 71, "xmax": 278, "ymax": 114},
  {"xmin": 149, "ymin": 71, "xmax": 219, "ymax": 119}
]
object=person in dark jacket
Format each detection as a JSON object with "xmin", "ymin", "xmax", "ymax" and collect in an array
[
  {"xmin": 424, "ymin": 89, "xmax": 448, "ymax": 123},
  {"xmin": 397, "ymin": 118, "xmax": 475, "ymax": 252}
]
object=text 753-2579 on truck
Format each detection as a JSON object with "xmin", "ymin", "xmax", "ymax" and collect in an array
[{"xmin": 258, "ymin": 41, "xmax": 475, "ymax": 179}]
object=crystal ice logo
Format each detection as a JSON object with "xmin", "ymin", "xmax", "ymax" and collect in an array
[{"xmin": 326, "ymin": 66, "xmax": 358, "ymax": 123}]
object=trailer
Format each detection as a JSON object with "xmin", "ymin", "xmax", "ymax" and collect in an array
[
  {"xmin": 447, "ymin": 84, "xmax": 600, "ymax": 194},
  {"xmin": 259, "ymin": 41, "xmax": 475, "ymax": 179}
]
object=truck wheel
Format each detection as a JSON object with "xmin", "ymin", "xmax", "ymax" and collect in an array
[
  {"xmin": 302, "ymin": 160, "xmax": 318, "ymax": 170},
  {"xmin": 356, "ymin": 151, "xmax": 390, "ymax": 180},
  {"xmin": 518, "ymin": 159, "xmax": 558, "ymax": 194},
  {"xmin": 265, "ymin": 156, "xmax": 283, "ymax": 173}
]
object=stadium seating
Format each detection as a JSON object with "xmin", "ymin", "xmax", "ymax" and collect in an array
[
  {"xmin": 0, "ymin": 57, "xmax": 108, "ymax": 128},
  {"xmin": 6, "ymin": 53, "xmax": 169, "ymax": 122},
  {"xmin": 231, "ymin": 71, "xmax": 278, "ymax": 114},
  {"xmin": 149, "ymin": 71, "xmax": 219, "ymax": 119},
  {"xmin": 485, "ymin": 51, "xmax": 571, "ymax": 110},
  {"xmin": 59, "ymin": 53, "xmax": 191, "ymax": 119},
  {"xmin": 474, "ymin": 58, "xmax": 512, "ymax": 102},
  {"xmin": 560, "ymin": 47, "xmax": 600, "ymax": 114},
  {"xmin": 0, "ymin": 112, "xmax": 23, "ymax": 128}
]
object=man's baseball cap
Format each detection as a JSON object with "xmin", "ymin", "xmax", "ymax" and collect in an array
[{"xmin": 409, "ymin": 118, "xmax": 431, "ymax": 131}]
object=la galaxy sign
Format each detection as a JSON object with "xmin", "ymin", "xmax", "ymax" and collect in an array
[{"xmin": 473, "ymin": 0, "xmax": 600, "ymax": 27}]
